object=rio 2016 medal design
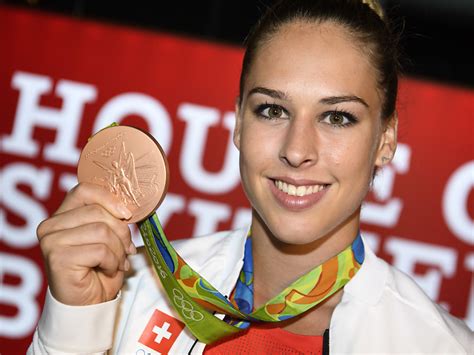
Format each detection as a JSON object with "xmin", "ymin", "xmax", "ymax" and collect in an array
[{"xmin": 77, "ymin": 125, "xmax": 169, "ymax": 223}]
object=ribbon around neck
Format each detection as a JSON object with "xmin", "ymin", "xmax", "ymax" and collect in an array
[{"xmin": 139, "ymin": 213, "xmax": 364, "ymax": 344}]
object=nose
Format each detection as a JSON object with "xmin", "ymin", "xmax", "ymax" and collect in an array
[{"xmin": 279, "ymin": 117, "xmax": 318, "ymax": 168}]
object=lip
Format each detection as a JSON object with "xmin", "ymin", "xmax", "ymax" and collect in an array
[
  {"xmin": 268, "ymin": 178, "xmax": 330, "ymax": 211},
  {"xmin": 271, "ymin": 176, "xmax": 329, "ymax": 186}
]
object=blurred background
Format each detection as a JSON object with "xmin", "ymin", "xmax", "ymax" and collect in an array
[
  {"xmin": 3, "ymin": 0, "xmax": 474, "ymax": 87},
  {"xmin": 1, "ymin": 1, "xmax": 473, "ymax": 354}
]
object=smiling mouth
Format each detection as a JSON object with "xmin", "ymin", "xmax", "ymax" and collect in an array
[{"xmin": 273, "ymin": 179, "xmax": 329, "ymax": 197}]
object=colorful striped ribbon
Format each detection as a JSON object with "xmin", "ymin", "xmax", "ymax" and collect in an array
[{"xmin": 139, "ymin": 213, "xmax": 364, "ymax": 344}]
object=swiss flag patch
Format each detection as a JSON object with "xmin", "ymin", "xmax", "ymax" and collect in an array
[{"xmin": 139, "ymin": 309, "xmax": 185, "ymax": 353}]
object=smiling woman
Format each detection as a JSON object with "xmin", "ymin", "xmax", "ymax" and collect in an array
[
  {"xmin": 28, "ymin": 0, "xmax": 472, "ymax": 354},
  {"xmin": 235, "ymin": 19, "xmax": 395, "ymax": 249}
]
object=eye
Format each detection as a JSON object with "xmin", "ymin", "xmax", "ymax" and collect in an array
[
  {"xmin": 321, "ymin": 110, "xmax": 357, "ymax": 127},
  {"xmin": 255, "ymin": 104, "xmax": 289, "ymax": 120}
]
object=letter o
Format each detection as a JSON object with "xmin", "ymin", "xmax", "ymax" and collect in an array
[{"xmin": 442, "ymin": 161, "xmax": 474, "ymax": 245}]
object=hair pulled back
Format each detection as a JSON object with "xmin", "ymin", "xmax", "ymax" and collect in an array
[{"xmin": 239, "ymin": 0, "xmax": 401, "ymax": 120}]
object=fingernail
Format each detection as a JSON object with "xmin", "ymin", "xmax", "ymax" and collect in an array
[
  {"xmin": 128, "ymin": 243, "xmax": 137, "ymax": 255},
  {"xmin": 123, "ymin": 259, "xmax": 130, "ymax": 272},
  {"xmin": 117, "ymin": 205, "xmax": 132, "ymax": 219}
]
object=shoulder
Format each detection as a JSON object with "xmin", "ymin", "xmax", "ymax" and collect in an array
[
  {"xmin": 383, "ymin": 260, "xmax": 473, "ymax": 349},
  {"xmin": 335, "ymin": 244, "xmax": 473, "ymax": 353}
]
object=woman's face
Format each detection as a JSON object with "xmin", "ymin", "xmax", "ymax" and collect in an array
[{"xmin": 235, "ymin": 21, "xmax": 397, "ymax": 245}]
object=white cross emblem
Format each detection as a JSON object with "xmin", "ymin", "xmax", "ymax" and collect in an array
[{"xmin": 152, "ymin": 322, "xmax": 172, "ymax": 344}]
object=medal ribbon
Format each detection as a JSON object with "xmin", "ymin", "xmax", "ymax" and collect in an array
[{"xmin": 138, "ymin": 213, "xmax": 365, "ymax": 344}]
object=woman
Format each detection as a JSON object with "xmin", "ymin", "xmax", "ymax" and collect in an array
[{"xmin": 29, "ymin": 0, "xmax": 472, "ymax": 353}]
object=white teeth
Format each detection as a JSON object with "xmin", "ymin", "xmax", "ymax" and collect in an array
[
  {"xmin": 288, "ymin": 184, "xmax": 296, "ymax": 195},
  {"xmin": 274, "ymin": 180, "xmax": 326, "ymax": 196},
  {"xmin": 296, "ymin": 186, "xmax": 305, "ymax": 196}
]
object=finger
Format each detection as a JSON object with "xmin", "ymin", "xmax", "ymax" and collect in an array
[
  {"xmin": 48, "ymin": 244, "xmax": 126, "ymax": 305},
  {"xmin": 40, "ymin": 223, "xmax": 128, "ymax": 271},
  {"xmin": 55, "ymin": 182, "xmax": 132, "ymax": 220},
  {"xmin": 65, "ymin": 243, "xmax": 126, "ymax": 276},
  {"xmin": 38, "ymin": 204, "xmax": 133, "ymax": 253}
]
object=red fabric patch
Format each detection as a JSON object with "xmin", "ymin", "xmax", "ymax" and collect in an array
[
  {"xmin": 139, "ymin": 309, "xmax": 185, "ymax": 353},
  {"xmin": 205, "ymin": 325, "xmax": 324, "ymax": 354}
]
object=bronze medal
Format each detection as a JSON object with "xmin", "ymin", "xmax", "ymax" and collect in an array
[{"xmin": 77, "ymin": 125, "xmax": 169, "ymax": 223}]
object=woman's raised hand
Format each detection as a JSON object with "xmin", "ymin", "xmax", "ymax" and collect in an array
[{"xmin": 36, "ymin": 182, "xmax": 135, "ymax": 306}]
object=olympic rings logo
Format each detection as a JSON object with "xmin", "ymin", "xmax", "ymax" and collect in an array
[{"xmin": 172, "ymin": 288, "xmax": 204, "ymax": 322}]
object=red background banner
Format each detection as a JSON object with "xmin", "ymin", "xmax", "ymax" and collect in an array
[{"xmin": 1, "ymin": 6, "xmax": 473, "ymax": 354}]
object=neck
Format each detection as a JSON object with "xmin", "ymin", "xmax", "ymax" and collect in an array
[{"xmin": 250, "ymin": 209, "xmax": 360, "ymax": 308}]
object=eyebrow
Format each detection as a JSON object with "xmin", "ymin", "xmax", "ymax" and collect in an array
[
  {"xmin": 247, "ymin": 87, "xmax": 288, "ymax": 100},
  {"xmin": 320, "ymin": 95, "xmax": 369, "ymax": 108},
  {"xmin": 247, "ymin": 86, "xmax": 369, "ymax": 108}
]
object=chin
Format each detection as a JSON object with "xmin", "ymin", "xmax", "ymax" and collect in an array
[
  {"xmin": 255, "ymin": 201, "xmax": 362, "ymax": 249},
  {"xmin": 261, "ymin": 214, "xmax": 331, "ymax": 246}
]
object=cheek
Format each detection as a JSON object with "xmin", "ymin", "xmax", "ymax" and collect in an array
[
  {"xmin": 240, "ymin": 122, "xmax": 279, "ymax": 167},
  {"xmin": 239, "ymin": 124, "xmax": 270, "ymax": 185},
  {"xmin": 323, "ymin": 130, "xmax": 378, "ymax": 180}
]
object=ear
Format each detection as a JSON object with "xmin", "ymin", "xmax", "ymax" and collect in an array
[
  {"xmin": 233, "ymin": 98, "xmax": 242, "ymax": 151},
  {"xmin": 375, "ymin": 112, "xmax": 398, "ymax": 167}
]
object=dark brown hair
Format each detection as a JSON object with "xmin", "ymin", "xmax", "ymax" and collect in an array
[{"xmin": 239, "ymin": 0, "xmax": 401, "ymax": 120}]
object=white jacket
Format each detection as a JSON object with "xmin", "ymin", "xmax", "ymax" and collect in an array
[{"xmin": 29, "ymin": 228, "xmax": 473, "ymax": 354}]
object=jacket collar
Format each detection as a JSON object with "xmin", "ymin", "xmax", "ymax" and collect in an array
[
  {"xmin": 181, "ymin": 228, "xmax": 388, "ymax": 309},
  {"xmin": 342, "ymin": 236, "xmax": 388, "ymax": 305}
]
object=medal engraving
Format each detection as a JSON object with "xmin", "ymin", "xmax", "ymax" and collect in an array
[{"xmin": 78, "ymin": 126, "xmax": 169, "ymax": 223}]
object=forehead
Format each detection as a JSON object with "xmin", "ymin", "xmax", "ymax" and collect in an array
[{"xmin": 246, "ymin": 21, "xmax": 381, "ymax": 105}]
